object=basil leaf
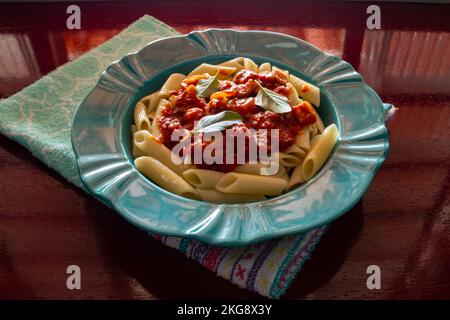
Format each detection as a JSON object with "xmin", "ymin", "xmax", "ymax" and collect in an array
[
  {"xmin": 197, "ymin": 120, "xmax": 242, "ymax": 134},
  {"xmin": 194, "ymin": 111, "xmax": 243, "ymax": 134},
  {"xmin": 195, "ymin": 110, "xmax": 241, "ymax": 129},
  {"xmin": 196, "ymin": 72, "xmax": 220, "ymax": 98},
  {"xmin": 255, "ymin": 81, "xmax": 291, "ymax": 113}
]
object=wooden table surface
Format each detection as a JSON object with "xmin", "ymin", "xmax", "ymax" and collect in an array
[{"xmin": 1, "ymin": 1, "xmax": 449, "ymax": 299}]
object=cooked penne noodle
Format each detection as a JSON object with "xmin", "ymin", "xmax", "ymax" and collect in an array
[
  {"xmin": 284, "ymin": 144, "xmax": 306, "ymax": 159},
  {"xmin": 301, "ymin": 124, "xmax": 338, "ymax": 181},
  {"xmin": 151, "ymin": 98, "xmax": 170, "ymax": 137},
  {"xmin": 135, "ymin": 156, "xmax": 200, "ymax": 200},
  {"xmin": 168, "ymin": 94, "xmax": 177, "ymax": 106},
  {"xmin": 289, "ymin": 74, "xmax": 320, "ymax": 106},
  {"xmin": 276, "ymin": 168, "xmax": 289, "ymax": 178},
  {"xmin": 139, "ymin": 93, "xmax": 152, "ymax": 106},
  {"xmin": 277, "ymin": 152, "xmax": 302, "ymax": 167},
  {"xmin": 286, "ymin": 83, "xmax": 301, "ymax": 106},
  {"xmin": 272, "ymin": 66, "xmax": 289, "ymax": 80},
  {"xmin": 131, "ymin": 126, "xmax": 145, "ymax": 157},
  {"xmin": 220, "ymin": 57, "xmax": 244, "ymax": 65},
  {"xmin": 133, "ymin": 130, "xmax": 184, "ymax": 176},
  {"xmin": 243, "ymin": 58, "xmax": 259, "ymax": 72},
  {"xmin": 258, "ymin": 62, "xmax": 271, "ymax": 73},
  {"xmin": 131, "ymin": 129, "xmax": 145, "ymax": 158},
  {"xmin": 133, "ymin": 101, "xmax": 151, "ymax": 131},
  {"xmin": 295, "ymin": 127, "xmax": 310, "ymax": 151},
  {"xmin": 197, "ymin": 189, "xmax": 265, "ymax": 204},
  {"xmin": 310, "ymin": 134, "xmax": 322, "ymax": 150},
  {"xmin": 311, "ymin": 107, "xmax": 325, "ymax": 133},
  {"xmin": 187, "ymin": 63, "xmax": 237, "ymax": 79},
  {"xmin": 279, "ymin": 173, "xmax": 290, "ymax": 182},
  {"xmin": 216, "ymin": 172, "xmax": 287, "ymax": 196},
  {"xmin": 234, "ymin": 162, "xmax": 286, "ymax": 176},
  {"xmin": 183, "ymin": 169, "xmax": 225, "ymax": 189},
  {"xmin": 132, "ymin": 144, "xmax": 145, "ymax": 158},
  {"xmin": 286, "ymin": 164, "xmax": 306, "ymax": 190},
  {"xmin": 309, "ymin": 123, "xmax": 319, "ymax": 139},
  {"xmin": 159, "ymin": 73, "xmax": 186, "ymax": 98},
  {"xmin": 147, "ymin": 92, "xmax": 161, "ymax": 113},
  {"xmin": 219, "ymin": 57, "xmax": 244, "ymax": 71},
  {"xmin": 148, "ymin": 109, "xmax": 156, "ymax": 120},
  {"xmin": 139, "ymin": 91, "xmax": 160, "ymax": 114}
]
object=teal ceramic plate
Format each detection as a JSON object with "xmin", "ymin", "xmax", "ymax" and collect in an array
[{"xmin": 71, "ymin": 29, "xmax": 389, "ymax": 246}]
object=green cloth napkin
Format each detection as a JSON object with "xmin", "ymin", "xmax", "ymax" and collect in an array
[
  {"xmin": 0, "ymin": 16, "xmax": 326, "ymax": 298},
  {"xmin": 0, "ymin": 16, "xmax": 177, "ymax": 187}
]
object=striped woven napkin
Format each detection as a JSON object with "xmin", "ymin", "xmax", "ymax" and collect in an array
[{"xmin": 0, "ymin": 15, "xmax": 326, "ymax": 298}]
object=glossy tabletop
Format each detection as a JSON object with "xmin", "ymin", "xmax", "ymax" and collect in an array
[{"xmin": 0, "ymin": 0, "xmax": 449, "ymax": 299}]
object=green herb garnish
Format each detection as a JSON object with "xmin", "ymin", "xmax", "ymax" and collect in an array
[
  {"xmin": 196, "ymin": 72, "xmax": 220, "ymax": 98},
  {"xmin": 255, "ymin": 81, "xmax": 291, "ymax": 113}
]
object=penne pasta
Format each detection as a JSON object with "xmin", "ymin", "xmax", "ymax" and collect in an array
[
  {"xmin": 132, "ymin": 144, "xmax": 145, "ymax": 158},
  {"xmin": 133, "ymin": 130, "xmax": 184, "ymax": 176},
  {"xmin": 277, "ymin": 152, "xmax": 302, "ymax": 168},
  {"xmin": 258, "ymin": 62, "xmax": 271, "ymax": 73},
  {"xmin": 138, "ymin": 93, "xmax": 153, "ymax": 107},
  {"xmin": 243, "ymin": 58, "xmax": 259, "ymax": 72},
  {"xmin": 197, "ymin": 189, "xmax": 265, "ymax": 204},
  {"xmin": 234, "ymin": 162, "xmax": 286, "ymax": 176},
  {"xmin": 284, "ymin": 144, "xmax": 306, "ymax": 159},
  {"xmin": 131, "ymin": 125, "xmax": 145, "ymax": 157},
  {"xmin": 133, "ymin": 101, "xmax": 151, "ymax": 131},
  {"xmin": 309, "ymin": 123, "xmax": 319, "ymax": 139},
  {"xmin": 159, "ymin": 73, "xmax": 186, "ymax": 98},
  {"xmin": 286, "ymin": 82, "xmax": 301, "ymax": 106},
  {"xmin": 311, "ymin": 107, "xmax": 325, "ymax": 133},
  {"xmin": 295, "ymin": 127, "xmax": 310, "ymax": 151},
  {"xmin": 147, "ymin": 92, "xmax": 161, "ymax": 114},
  {"xmin": 289, "ymin": 74, "xmax": 320, "ymax": 106},
  {"xmin": 139, "ymin": 91, "xmax": 160, "ymax": 114},
  {"xmin": 272, "ymin": 66, "xmax": 289, "ymax": 80},
  {"xmin": 148, "ymin": 108, "xmax": 156, "ymax": 120},
  {"xmin": 135, "ymin": 156, "xmax": 200, "ymax": 200},
  {"xmin": 301, "ymin": 124, "xmax": 338, "ymax": 181},
  {"xmin": 168, "ymin": 94, "xmax": 177, "ymax": 106},
  {"xmin": 277, "ymin": 168, "xmax": 289, "ymax": 179},
  {"xmin": 187, "ymin": 63, "xmax": 237, "ymax": 79},
  {"xmin": 280, "ymin": 173, "xmax": 290, "ymax": 183},
  {"xmin": 310, "ymin": 134, "xmax": 322, "ymax": 150},
  {"xmin": 131, "ymin": 129, "xmax": 145, "ymax": 158},
  {"xmin": 183, "ymin": 169, "xmax": 225, "ymax": 189},
  {"xmin": 221, "ymin": 57, "xmax": 244, "ymax": 65},
  {"xmin": 286, "ymin": 164, "xmax": 306, "ymax": 190},
  {"xmin": 216, "ymin": 172, "xmax": 287, "ymax": 196},
  {"xmin": 219, "ymin": 57, "xmax": 245, "ymax": 71},
  {"xmin": 151, "ymin": 98, "xmax": 170, "ymax": 137}
]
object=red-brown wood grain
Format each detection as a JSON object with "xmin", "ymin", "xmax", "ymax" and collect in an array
[{"xmin": 0, "ymin": 1, "xmax": 449, "ymax": 299}]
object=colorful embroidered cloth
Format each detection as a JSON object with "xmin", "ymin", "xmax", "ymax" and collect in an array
[{"xmin": 0, "ymin": 15, "xmax": 326, "ymax": 298}]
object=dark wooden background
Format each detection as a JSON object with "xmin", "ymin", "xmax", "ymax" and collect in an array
[{"xmin": 0, "ymin": 1, "xmax": 449, "ymax": 299}]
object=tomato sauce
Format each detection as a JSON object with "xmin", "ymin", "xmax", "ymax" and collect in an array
[{"xmin": 157, "ymin": 69, "xmax": 316, "ymax": 172}]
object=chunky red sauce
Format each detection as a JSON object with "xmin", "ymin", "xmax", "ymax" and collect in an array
[{"xmin": 158, "ymin": 69, "xmax": 316, "ymax": 172}]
